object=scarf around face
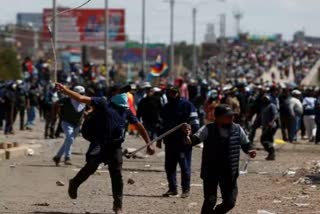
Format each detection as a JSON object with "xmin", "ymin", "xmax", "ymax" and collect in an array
[{"xmin": 111, "ymin": 93, "xmax": 129, "ymax": 108}]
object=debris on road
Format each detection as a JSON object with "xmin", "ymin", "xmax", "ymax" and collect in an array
[
  {"xmin": 56, "ymin": 180, "xmax": 65, "ymax": 186},
  {"xmin": 33, "ymin": 202, "xmax": 50, "ymax": 206},
  {"xmin": 283, "ymin": 160, "xmax": 320, "ymax": 185},
  {"xmin": 294, "ymin": 177, "xmax": 312, "ymax": 185},
  {"xmin": 257, "ymin": 210, "xmax": 276, "ymax": 214},
  {"xmin": 258, "ymin": 172, "xmax": 269, "ymax": 175},
  {"xmin": 273, "ymin": 200, "xmax": 282, "ymax": 204},
  {"xmin": 26, "ymin": 148, "xmax": 34, "ymax": 156},
  {"xmin": 294, "ymin": 203, "xmax": 310, "ymax": 207},
  {"xmin": 283, "ymin": 170, "xmax": 296, "ymax": 177},
  {"xmin": 127, "ymin": 178, "xmax": 135, "ymax": 185}
]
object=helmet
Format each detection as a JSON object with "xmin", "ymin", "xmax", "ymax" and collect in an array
[{"xmin": 74, "ymin": 85, "xmax": 85, "ymax": 94}]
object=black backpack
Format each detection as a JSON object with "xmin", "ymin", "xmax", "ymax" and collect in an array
[
  {"xmin": 81, "ymin": 110, "xmax": 98, "ymax": 142},
  {"xmin": 81, "ymin": 102, "xmax": 126, "ymax": 144}
]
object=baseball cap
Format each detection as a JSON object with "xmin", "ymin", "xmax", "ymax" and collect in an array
[{"xmin": 214, "ymin": 104, "xmax": 236, "ymax": 117}]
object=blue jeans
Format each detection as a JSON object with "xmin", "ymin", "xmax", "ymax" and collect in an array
[
  {"xmin": 295, "ymin": 116, "xmax": 301, "ymax": 138},
  {"xmin": 56, "ymin": 121, "xmax": 80, "ymax": 159},
  {"xmin": 26, "ymin": 106, "xmax": 36, "ymax": 126},
  {"xmin": 288, "ymin": 117, "xmax": 297, "ymax": 142},
  {"xmin": 165, "ymin": 145, "xmax": 192, "ymax": 192}
]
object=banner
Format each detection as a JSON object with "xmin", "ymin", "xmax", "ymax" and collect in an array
[{"xmin": 42, "ymin": 8, "xmax": 125, "ymax": 44}]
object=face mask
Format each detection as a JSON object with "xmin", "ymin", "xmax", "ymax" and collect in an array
[{"xmin": 111, "ymin": 93, "xmax": 129, "ymax": 108}]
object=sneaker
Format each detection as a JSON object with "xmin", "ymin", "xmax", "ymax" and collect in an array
[
  {"xmin": 113, "ymin": 206, "xmax": 123, "ymax": 214},
  {"xmin": 265, "ymin": 153, "xmax": 275, "ymax": 161},
  {"xmin": 64, "ymin": 158, "xmax": 72, "ymax": 165},
  {"xmin": 68, "ymin": 179, "xmax": 78, "ymax": 199},
  {"xmin": 53, "ymin": 156, "xmax": 61, "ymax": 167},
  {"xmin": 162, "ymin": 190, "xmax": 178, "ymax": 197},
  {"xmin": 181, "ymin": 191, "xmax": 190, "ymax": 198}
]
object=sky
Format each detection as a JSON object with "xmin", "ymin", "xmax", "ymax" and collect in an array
[{"xmin": 1, "ymin": 0, "xmax": 320, "ymax": 44}]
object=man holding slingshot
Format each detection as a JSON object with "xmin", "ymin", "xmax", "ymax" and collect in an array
[{"xmin": 55, "ymin": 82, "xmax": 155, "ymax": 214}]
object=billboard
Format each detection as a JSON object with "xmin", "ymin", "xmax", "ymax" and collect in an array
[
  {"xmin": 113, "ymin": 48, "xmax": 167, "ymax": 63},
  {"xmin": 17, "ymin": 13, "xmax": 43, "ymax": 30},
  {"xmin": 42, "ymin": 9, "xmax": 125, "ymax": 44}
]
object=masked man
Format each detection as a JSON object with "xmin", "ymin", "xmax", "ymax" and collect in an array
[
  {"xmin": 55, "ymin": 83, "xmax": 154, "ymax": 214},
  {"xmin": 158, "ymin": 86, "xmax": 200, "ymax": 198}
]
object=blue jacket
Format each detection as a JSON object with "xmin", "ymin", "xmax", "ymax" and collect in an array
[{"xmin": 160, "ymin": 98, "xmax": 200, "ymax": 147}]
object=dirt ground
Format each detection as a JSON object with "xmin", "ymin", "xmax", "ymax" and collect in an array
[{"xmin": 0, "ymin": 119, "xmax": 320, "ymax": 214}]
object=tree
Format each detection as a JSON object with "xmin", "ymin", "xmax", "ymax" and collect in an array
[{"xmin": 0, "ymin": 47, "xmax": 21, "ymax": 80}]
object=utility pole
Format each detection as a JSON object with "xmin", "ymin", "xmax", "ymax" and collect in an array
[
  {"xmin": 33, "ymin": 28, "xmax": 39, "ymax": 57},
  {"xmin": 170, "ymin": 0, "xmax": 175, "ymax": 80},
  {"xmin": 219, "ymin": 13, "xmax": 226, "ymax": 84},
  {"xmin": 104, "ymin": 0, "xmax": 109, "ymax": 85},
  {"xmin": 52, "ymin": 0, "xmax": 57, "ymax": 82},
  {"xmin": 141, "ymin": 0, "xmax": 146, "ymax": 74},
  {"xmin": 192, "ymin": 7, "xmax": 197, "ymax": 78}
]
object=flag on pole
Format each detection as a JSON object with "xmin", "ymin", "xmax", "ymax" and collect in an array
[{"xmin": 150, "ymin": 55, "xmax": 169, "ymax": 77}]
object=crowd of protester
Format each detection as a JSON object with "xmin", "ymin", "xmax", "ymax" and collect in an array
[
  {"xmin": 1, "ymin": 41, "xmax": 320, "ymax": 150},
  {"xmin": 0, "ymin": 42, "xmax": 320, "ymax": 214},
  {"xmin": 208, "ymin": 42, "xmax": 320, "ymax": 84}
]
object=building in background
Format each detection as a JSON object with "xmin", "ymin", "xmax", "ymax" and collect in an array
[
  {"xmin": 293, "ymin": 31, "xmax": 320, "ymax": 47},
  {"xmin": 17, "ymin": 13, "xmax": 43, "ymax": 30},
  {"xmin": 204, "ymin": 23, "xmax": 216, "ymax": 44}
]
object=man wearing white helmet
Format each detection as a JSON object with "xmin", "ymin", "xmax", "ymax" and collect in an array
[
  {"xmin": 289, "ymin": 90, "xmax": 303, "ymax": 142},
  {"xmin": 53, "ymin": 85, "xmax": 86, "ymax": 166}
]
